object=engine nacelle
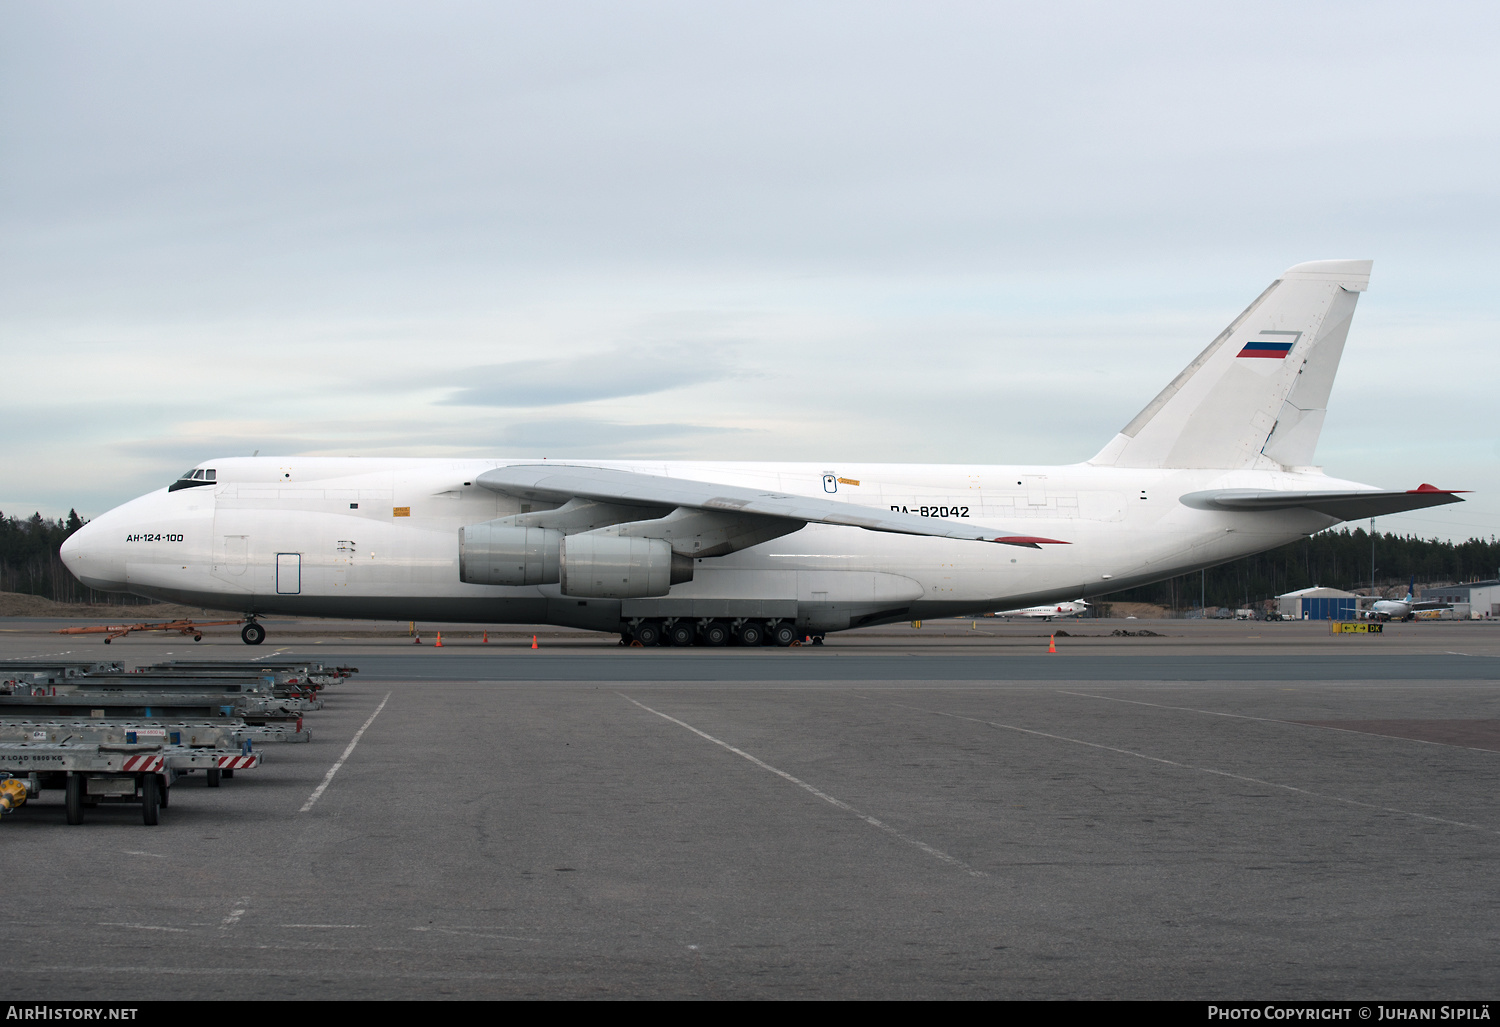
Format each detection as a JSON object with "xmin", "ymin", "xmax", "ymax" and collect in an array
[
  {"xmin": 458, "ymin": 522, "xmax": 562, "ymax": 585},
  {"xmin": 559, "ymin": 535, "xmax": 693, "ymax": 599}
]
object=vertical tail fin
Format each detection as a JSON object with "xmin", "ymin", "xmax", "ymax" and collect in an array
[{"xmin": 1090, "ymin": 259, "xmax": 1372, "ymax": 470}]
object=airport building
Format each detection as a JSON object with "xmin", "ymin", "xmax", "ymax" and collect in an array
[
  {"xmin": 1419, "ymin": 579, "xmax": 1500, "ymax": 619},
  {"xmin": 1276, "ymin": 586, "xmax": 1360, "ymax": 620}
]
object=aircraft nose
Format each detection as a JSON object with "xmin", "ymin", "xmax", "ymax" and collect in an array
[{"xmin": 60, "ymin": 517, "xmax": 126, "ymax": 591}]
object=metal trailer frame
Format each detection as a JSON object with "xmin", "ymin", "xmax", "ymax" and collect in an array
[
  {"xmin": 0, "ymin": 742, "xmax": 263, "ymax": 825},
  {"xmin": 0, "ymin": 695, "xmax": 309, "ymax": 737},
  {"xmin": 0, "ymin": 718, "xmax": 303, "ymax": 748}
]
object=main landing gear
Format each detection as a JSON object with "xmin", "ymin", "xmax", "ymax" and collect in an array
[
  {"xmin": 241, "ymin": 619, "xmax": 266, "ymax": 646},
  {"xmin": 624, "ymin": 619, "xmax": 823, "ymax": 648}
]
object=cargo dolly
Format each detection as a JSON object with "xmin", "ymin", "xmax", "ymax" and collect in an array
[
  {"xmin": 0, "ymin": 740, "xmax": 259, "ymax": 825},
  {"xmin": 0, "ymin": 694, "xmax": 310, "ymax": 739},
  {"xmin": 146, "ymin": 659, "xmax": 356, "ymax": 691},
  {"xmin": 108, "ymin": 669, "xmax": 327, "ymax": 706},
  {"xmin": 0, "ymin": 720, "xmax": 284, "ymax": 783},
  {"xmin": 5, "ymin": 677, "xmax": 321, "ymax": 714},
  {"xmin": 0, "ymin": 661, "xmax": 125, "ymax": 688}
]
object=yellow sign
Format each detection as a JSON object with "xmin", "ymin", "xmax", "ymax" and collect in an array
[
  {"xmin": 911, "ymin": 620, "xmax": 922, "ymax": 629},
  {"xmin": 1331, "ymin": 621, "xmax": 1382, "ymax": 634},
  {"xmin": 392, "ymin": 506, "xmax": 411, "ymax": 517}
]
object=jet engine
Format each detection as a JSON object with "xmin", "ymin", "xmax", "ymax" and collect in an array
[
  {"xmin": 559, "ymin": 535, "xmax": 693, "ymax": 599},
  {"xmin": 458, "ymin": 523, "xmax": 562, "ymax": 585}
]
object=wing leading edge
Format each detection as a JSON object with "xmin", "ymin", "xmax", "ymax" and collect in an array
[{"xmin": 475, "ymin": 464, "xmax": 1069, "ymax": 548}]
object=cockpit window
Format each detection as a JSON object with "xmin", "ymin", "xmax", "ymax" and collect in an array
[{"xmin": 168, "ymin": 467, "xmax": 217, "ymax": 492}]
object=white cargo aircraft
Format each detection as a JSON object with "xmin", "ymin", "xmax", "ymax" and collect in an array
[{"xmin": 61, "ymin": 259, "xmax": 1464, "ymax": 647}]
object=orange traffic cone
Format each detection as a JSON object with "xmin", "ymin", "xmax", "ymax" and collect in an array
[
  {"xmin": 1048, "ymin": 633, "xmax": 1056, "ymax": 654},
  {"xmin": 413, "ymin": 634, "xmax": 422, "ymax": 645},
  {"xmin": 531, "ymin": 634, "xmax": 539, "ymax": 649},
  {"xmin": 482, "ymin": 630, "xmax": 488, "ymax": 644},
  {"xmin": 435, "ymin": 632, "xmax": 443, "ymax": 647}
]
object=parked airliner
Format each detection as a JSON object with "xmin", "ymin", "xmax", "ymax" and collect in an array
[
  {"xmin": 60, "ymin": 259, "xmax": 1463, "ymax": 646},
  {"xmin": 1360, "ymin": 578, "xmax": 1448, "ymax": 622}
]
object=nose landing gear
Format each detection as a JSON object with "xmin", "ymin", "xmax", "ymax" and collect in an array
[{"xmin": 240, "ymin": 620, "xmax": 266, "ymax": 646}]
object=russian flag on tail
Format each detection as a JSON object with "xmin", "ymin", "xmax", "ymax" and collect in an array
[
  {"xmin": 1237, "ymin": 330, "xmax": 1301, "ymax": 359},
  {"xmin": 1237, "ymin": 341, "xmax": 1294, "ymax": 358}
]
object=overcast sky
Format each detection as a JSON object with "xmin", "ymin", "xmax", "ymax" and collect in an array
[{"xmin": 2, "ymin": 1, "xmax": 1496, "ymax": 544}]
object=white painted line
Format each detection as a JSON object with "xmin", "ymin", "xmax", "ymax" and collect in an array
[
  {"xmin": 621, "ymin": 693, "xmax": 985, "ymax": 878},
  {"xmin": 1057, "ymin": 690, "xmax": 1500, "ymax": 756},
  {"xmin": 98, "ymin": 923, "xmax": 188, "ymax": 933},
  {"xmin": 300, "ymin": 691, "xmax": 392, "ymax": 813},
  {"xmin": 888, "ymin": 700, "xmax": 1499, "ymax": 836},
  {"xmin": 220, "ymin": 898, "xmax": 248, "ymax": 929}
]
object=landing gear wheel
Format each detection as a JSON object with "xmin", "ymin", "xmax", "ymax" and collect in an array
[
  {"xmin": 668, "ymin": 622, "xmax": 696, "ymax": 647},
  {"xmin": 770, "ymin": 623, "xmax": 798, "ymax": 647},
  {"xmin": 633, "ymin": 621, "xmax": 663, "ymax": 647},
  {"xmin": 141, "ymin": 774, "xmax": 160, "ymax": 826},
  {"xmin": 241, "ymin": 622, "xmax": 266, "ymax": 646},
  {"xmin": 702, "ymin": 621, "xmax": 729, "ymax": 647},
  {"xmin": 207, "ymin": 768, "xmax": 221, "ymax": 788},
  {"xmin": 737, "ymin": 622, "xmax": 764, "ymax": 647},
  {"xmin": 66, "ymin": 774, "xmax": 83, "ymax": 825}
]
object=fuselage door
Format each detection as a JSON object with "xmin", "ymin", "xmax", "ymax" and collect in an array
[{"xmin": 276, "ymin": 553, "xmax": 302, "ymax": 594}]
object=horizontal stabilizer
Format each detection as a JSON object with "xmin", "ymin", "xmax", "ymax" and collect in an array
[
  {"xmin": 1179, "ymin": 484, "xmax": 1465, "ymax": 520},
  {"xmin": 477, "ymin": 464, "xmax": 1068, "ymax": 547}
]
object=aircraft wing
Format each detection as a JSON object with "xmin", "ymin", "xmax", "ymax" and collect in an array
[
  {"xmin": 475, "ymin": 464, "xmax": 1068, "ymax": 547},
  {"xmin": 1180, "ymin": 484, "xmax": 1465, "ymax": 520}
]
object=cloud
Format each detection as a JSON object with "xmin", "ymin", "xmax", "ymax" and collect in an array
[
  {"xmin": 438, "ymin": 343, "xmax": 738, "ymax": 407},
  {"xmin": 488, "ymin": 418, "xmax": 751, "ymax": 455}
]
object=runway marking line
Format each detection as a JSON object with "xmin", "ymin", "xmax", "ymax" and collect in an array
[
  {"xmin": 220, "ymin": 898, "xmax": 249, "ymax": 930},
  {"xmin": 98, "ymin": 923, "xmax": 188, "ymax": 933},
  {"xmin": 299, "ymin": 691, "xmax": 392, "ymax": 813},
  {"xmin": 883, "ymin": 700, "xmax": 1499, "ymax": 836},
  {"xmin": 620, "ymin": 693, "xmax": 986, "ymax": 878},
  {"xmin": 1058, "ymin": 690, "xmax": 1500, "ymax": 757},
  {"xmin": 0, "ymin": 964, "xmax": 562, "ymax": 981}
]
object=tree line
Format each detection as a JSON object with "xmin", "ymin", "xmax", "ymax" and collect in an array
[
  {"xmin": 0, "ymin": 510, "xmax": 157, "ymax": 605},
  {"xmin": 1100, "ymin": 526, "xmax": 1500, "ymax": 611},
  {"xmin": 1, "ymin": 508, "xmax": 1496, "ymax": 610}
]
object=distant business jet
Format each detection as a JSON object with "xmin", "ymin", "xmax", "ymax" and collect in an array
[
  {"xmin": 997, "ymin": 600, "xmax": 1089, "ymax": 621},
  {"xmin": 61, "ymin": 260, "xmax": 1465, "ymax": 647}
]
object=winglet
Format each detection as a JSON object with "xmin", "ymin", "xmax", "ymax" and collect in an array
[{"xmin": 994, "ymin": 536, "xmax": 1071, "ymax": 549}]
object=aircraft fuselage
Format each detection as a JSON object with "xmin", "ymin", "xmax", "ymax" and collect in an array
[{"xmin": 62, "ymin": 456, "xmax": 1353, "ymax": 635}]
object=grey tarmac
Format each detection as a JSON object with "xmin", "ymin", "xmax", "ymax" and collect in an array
[{"xmin": 0, "ymin": 618, "xmax": 1496, "ymax": 1000}]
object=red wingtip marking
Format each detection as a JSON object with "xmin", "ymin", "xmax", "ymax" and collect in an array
[
  {"xmin": 1408, "ymin": 484, "xmax": 1469, "ymax": 494},
  {"xmin": 994, "ymin": 536, "xmax": 1071, "ymax": 546}
]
